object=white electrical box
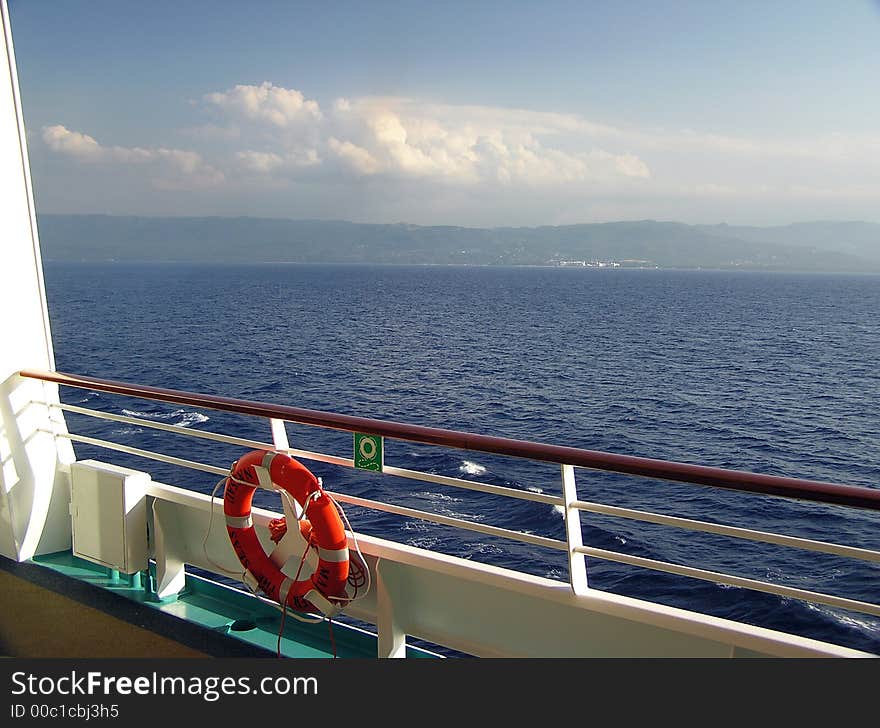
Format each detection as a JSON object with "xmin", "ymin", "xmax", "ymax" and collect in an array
[{"xmin": 69, "ymin": 460, "xmax": 150, "ymax": 574}]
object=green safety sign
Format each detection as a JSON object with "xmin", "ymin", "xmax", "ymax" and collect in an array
[{"xmin": 353, "ymin": 433, "xmax": 383, "ymax": 471}]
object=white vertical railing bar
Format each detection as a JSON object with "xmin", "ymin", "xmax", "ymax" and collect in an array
[
  {"xmin": 561, "ymin": 464, "xmax": 588, "ymax": 594},
  {"xmin": 270, "ymin": 418, "xmax": 290, "ymax": 451}
]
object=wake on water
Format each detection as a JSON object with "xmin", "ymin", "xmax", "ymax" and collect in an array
[
  {"xmin": 459, "ymin": 460, "xmax": 487, "ymax": 476},
  {"xmin": 121, "ymin": 407, "xmax": 210, "ymax": 428}
]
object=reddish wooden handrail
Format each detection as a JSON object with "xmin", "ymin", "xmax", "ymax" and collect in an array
[{"xmin": 20, "ymin": 368, "xmax": 880, "ymax": 511}]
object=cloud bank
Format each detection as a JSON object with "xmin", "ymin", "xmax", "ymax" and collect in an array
[
  {"xmin": 44, "ymin": 83, "xmax": 652, "ymax": 191},
  {"xmin": 39, "ymin": 81, "xmax": 880, "ymax": 223},
  {"xmin": 42, "ymin": 124, "xmax": 225, "ymax": 189}
]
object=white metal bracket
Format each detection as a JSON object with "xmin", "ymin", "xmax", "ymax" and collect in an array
[{"xmin": 151, "ymin": 498, "xmax": 186, "ymax": 600}]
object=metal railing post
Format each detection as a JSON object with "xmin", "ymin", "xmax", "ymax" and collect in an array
[
  {"xmin": 270, "ymin": 418, "xmax": 290, "ymax": 451},
  {"xmin": 561, "ymin": 464, "xmax": 588, "ymax": 595}
]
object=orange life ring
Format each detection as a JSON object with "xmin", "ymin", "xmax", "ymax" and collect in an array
[{"xmin": 223, "ymin": 450, "xmax": 349, "ymax": 614}]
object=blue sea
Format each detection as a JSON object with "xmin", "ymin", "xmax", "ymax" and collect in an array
[{"xmin": 42, "ymin": 262, "xmax": 880, "ymax": 654}]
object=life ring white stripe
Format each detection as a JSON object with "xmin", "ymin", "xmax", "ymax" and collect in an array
[
  {"xmin": 253, "ymin": 466, "xmax": 274, "ymax": 490},
  {"xmin": 251, "ymin": 452, "xmax": 277, "ymax": 490},
  {"xmin": 317, "ymin": 546, "xmax": 350, "ymax": 563},
  {"xmin": 225, "ymin": 514, "xmax": 253, "ymax": 529}
]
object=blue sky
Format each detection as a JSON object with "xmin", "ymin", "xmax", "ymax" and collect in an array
[{"xmin": 9, "ymin": 0, "xmax": 880, "ymax": 226}]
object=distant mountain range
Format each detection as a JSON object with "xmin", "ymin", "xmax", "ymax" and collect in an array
[{"xmin": 36, "ymin": 214, "xmax": 880, "ymax": 272}]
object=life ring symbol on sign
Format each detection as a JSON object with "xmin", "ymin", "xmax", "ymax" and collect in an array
[
  {"xmin": 358, "ymin": 437, "xmax": 377, "ymax": 461},
  {"xmin": 222, "ymin": 449, "xmax": 368, "ymax": 616}
]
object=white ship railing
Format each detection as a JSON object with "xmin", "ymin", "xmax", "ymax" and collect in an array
[{"xmin": 21, "ymin": 369, "xmax": 880, "ymax": 656}]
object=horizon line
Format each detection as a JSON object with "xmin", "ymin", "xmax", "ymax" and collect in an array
[{"xmin": 35, "ymin": 212, "xmax": 879, "ymax": 230}]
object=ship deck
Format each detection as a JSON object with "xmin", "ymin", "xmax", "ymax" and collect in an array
[{"xmin": 0, "ymin": 553, "xmax": 437, "ymax": 658}]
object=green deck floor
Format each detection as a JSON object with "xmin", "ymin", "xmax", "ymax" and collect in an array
[{"xmin": 21, "ymin": 552, "xmax": 437, "ymax": 658}]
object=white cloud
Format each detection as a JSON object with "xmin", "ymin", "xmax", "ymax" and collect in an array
[
  {"xmin": 204, "ymin": 81, "xmax": 322, "ymax": 127},
  {"xmin": 324, "ymin": 95, "xmax": 650, "ymax": 186},
  {"xmin": 42, "ymin": 125, "xmax": 103, "ymax": 160},
  {"xmin": 327, "ymin": 138, "xmax": 381, "ymax": 176},
  {"xmin": 235, "ymin": 150, "xmax": 284, "ymax": 173},
  {"xmin": 193, "ymin": 84, "xmax": 653, "ymax": 186},
  {"xmin": 235, "ymin": 148, "xmax": 320, "ymax": 174},
  {"xmin": 42, "ymin": 125, "xmax": 224, "ymax": 188},
  {"xmin": 611, "ymin": 153, "xmax": 650, "ymax": 179},
  {"xmin": 581, "ymin": 123, "xmax": 880, "ymax": 165},
  {"xmin": 180, "ymin": 123, "xmax": 241, "ymax": 141}
]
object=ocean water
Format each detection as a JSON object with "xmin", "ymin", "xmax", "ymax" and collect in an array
[{"xmin": 42, "ymin": 262, "xmax": 880, "ymax": 653}]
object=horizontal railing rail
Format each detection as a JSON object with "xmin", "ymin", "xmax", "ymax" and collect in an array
[
  {"xmin": 572, "ymin": 544, "xmax": 880, "ymax": 618},
  {"xmin": 53, "ymin": 402, "xmax": 561, "ymax": 506},
  {"xmin": 570, "ymin": 499, "xmax": 880, "ymax": 563},
  {"xmin": 44, "ymin": 426, "xmax": 565, "ymax": 553},
  {"xmin": 21, "ymin": 368, "xmax": 880, "ymax": 511}
]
